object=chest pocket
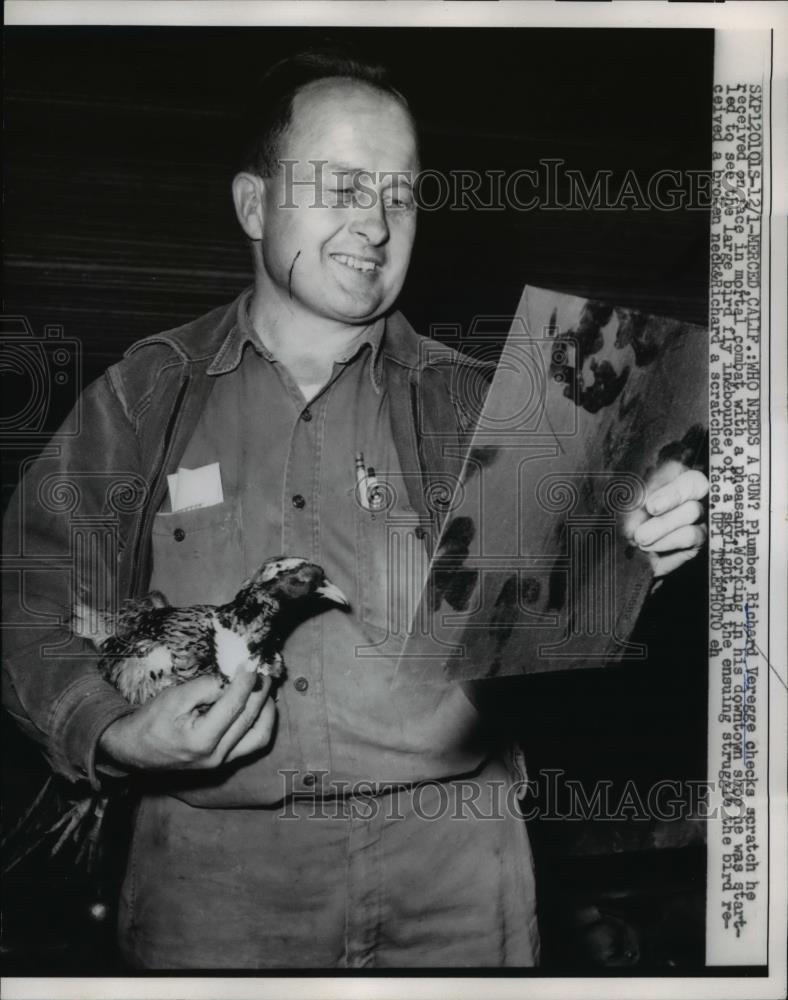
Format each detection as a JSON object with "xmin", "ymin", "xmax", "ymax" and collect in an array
[{"xmin": 150, "ymin": 498, "xmax": 244, "ymax": 607}]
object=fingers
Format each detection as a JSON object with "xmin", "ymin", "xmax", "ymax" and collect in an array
[
  {"xmin": 172, "ymin": 673, "xmax": 226, "ymax": 715},
  {"xmin": 211, "ymin": 676, "xmax": 273, "ymax": 762},
  {"xmin": 639, "ymin": 522, "xmax": 707, "ymax": 554},
  {"xmin": 224, "ymin": 696, "xmax": 277, "ymax": 762},
  {"xmin": 103, "ymin": 667, "xmax": 277, "ymax": 771},
  {"xmin": 621, "ymin": 466, "xmax": 707, "ymax": 543},
  {"xmin": 633, "ymin": 499, "xmax": 705, "ymax": 548},
  {"xmin": 645, "ymin": 469, "xmax": 709, "ymax": 516},
  {"xmin": 621, "ymin": 503, "xmax": 648, "ymax": 543},
  {"xmin": 650, "ymin": 545, "xmax": 704, "ymax": 579},
  {"xmin": 193, "ymin": 660, "xmax": 259, "ymax": 743},
  {"xmin": 624, "ymin": 466, "xmax": 709, "ymax": 580}
]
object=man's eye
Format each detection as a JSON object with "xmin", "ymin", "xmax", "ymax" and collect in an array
[
  {"xmin": 384, "ymin": 195, "xmax": 413, "ymax": 210},
  {"xmin": 332, "ymin": 188, "xmax": 355, "ymax": 204}
]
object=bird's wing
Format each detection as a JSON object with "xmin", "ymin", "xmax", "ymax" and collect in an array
[
  {"xmin": 104, "ymin": 606, "xmax": 218, "ymax": 692},
  {"xmin": 101, "ymin": 646, "xmax": 178, "ymax": 705},
  {"xmin": 72, "ymin": 592, "xmax": 172, "ymax": 648},
  {"xmin": 162, "ymin": 607, "xmax": 218, "ymax": 679},
  {"xmin": 112, "ymin": 595, "xmax": 170, "ymax": 640}
]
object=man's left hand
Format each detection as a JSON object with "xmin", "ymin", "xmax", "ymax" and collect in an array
[{"xmin": 623, "ymin": 460, "xmax": 709, "ymax": 579}]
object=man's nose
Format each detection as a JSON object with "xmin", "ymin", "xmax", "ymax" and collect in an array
[{"xmin": 348, "ymin": 196, "xmax": 389, "ymax": 246}]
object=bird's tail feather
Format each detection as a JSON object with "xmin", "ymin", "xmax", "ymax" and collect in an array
[
  {"xmin": 1, "ymin": 775, "xmax": 111, "ymax": 877},
  {"xmin": 70, "ymin": 601, "xmax": 117, "ymax": 648}
]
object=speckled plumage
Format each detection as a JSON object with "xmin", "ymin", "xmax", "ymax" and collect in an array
[{"xmin": 74, "ymin": 556, "xmax": 348, "ymax": 705}]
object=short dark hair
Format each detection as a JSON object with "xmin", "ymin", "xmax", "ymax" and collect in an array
[{"xmin": 238, "ymin": 46, "xmax": 413, "ymax": 177}]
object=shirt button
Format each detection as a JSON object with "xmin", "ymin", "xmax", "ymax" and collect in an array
[
  {"xmin": 294, "ymin": 676, "xmax": 309, "ymax": 693},
  {"xmin": 300, "ymin": 409, "xmax": 312, "ymax": 422},
  {"xmin": 173, "ymin": 528, "xmax": 185, "ymax": 542},
  {"xmin": 292, "ymin": 494, "xmax": 306, "ymax": 509},
  {"xmin": 303, "ymin": 773, "xmax": 316, "ymax": 787}
]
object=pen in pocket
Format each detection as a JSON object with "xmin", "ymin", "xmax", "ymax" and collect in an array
[{"xmin": 355, "ymin": 452, "xmax": 386, "ymax": 511}]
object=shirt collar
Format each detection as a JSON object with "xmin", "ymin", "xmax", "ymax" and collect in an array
[
  {"xmin": 207, "ymin": 287, "xmax": 385, "ymax": 392},
  {"xmin": 335, "ymin": 319, "xmax": 385, "ymax": 393},
  {"xmin": 207, "ymin": 288, "xmax": 271, "ymax": 375}
]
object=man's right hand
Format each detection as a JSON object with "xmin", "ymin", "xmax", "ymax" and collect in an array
[{"xmin": 98, "ymin": 663, "xmax": 275, "ymax": 772}]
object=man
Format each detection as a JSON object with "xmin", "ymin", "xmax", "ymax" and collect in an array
[{"xmin": 2, "ymin": 50, "xmax": 708, "ymax": 968}]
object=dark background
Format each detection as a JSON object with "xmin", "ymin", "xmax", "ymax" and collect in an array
[{"xmin": 3, "ymin": 27, "xmax": 711, "ymax": 973}]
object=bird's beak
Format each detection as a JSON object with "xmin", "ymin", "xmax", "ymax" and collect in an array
[{"xmin": 317, "ymin": 581, "xmax": 350, "ymax": 607}]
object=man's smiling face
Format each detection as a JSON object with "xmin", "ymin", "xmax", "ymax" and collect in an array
[{"xmin": 259, "ymin": 78, "xmax": 419, "ymax": 326}]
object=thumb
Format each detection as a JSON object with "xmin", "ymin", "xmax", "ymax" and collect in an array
[
  {"xmin": 224, "ymin": 658, "xmax": 260, "ymax": 694},
  {"xmin": 202, "ymin": 661, "xmax": 260, "ymax": 730}
]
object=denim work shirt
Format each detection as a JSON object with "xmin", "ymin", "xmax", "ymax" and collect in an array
[{"xmin": 150, "ymin": 296, "xmax": 487, "ymax": 805}]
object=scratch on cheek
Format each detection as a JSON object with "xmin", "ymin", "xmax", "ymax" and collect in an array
[{"xmin": 288, "ymin": 250, "xmax": 302, "ymax": 299}]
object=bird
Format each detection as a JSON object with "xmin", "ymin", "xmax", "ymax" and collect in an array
[
  {"xmin": 1, "ymin": 557, "xmax": 349, "ymax": 895},
  {"xmin": 72, "ymin": 555, "xmax": 349, "ymax": 705}
]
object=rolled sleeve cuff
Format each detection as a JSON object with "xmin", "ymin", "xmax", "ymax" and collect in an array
[{"xmin": 49, "ymin": 675, "xmax": 136, "ymax": 790}]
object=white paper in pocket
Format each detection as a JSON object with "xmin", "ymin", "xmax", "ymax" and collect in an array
[{"xmin": 167, "ymin": 462, "xmax": 224, "ymax": 512}]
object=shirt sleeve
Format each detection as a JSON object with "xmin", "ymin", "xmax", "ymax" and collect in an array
[{"xmin": 2, "ymin": 372, "xmax": 143, "ymax": 789}]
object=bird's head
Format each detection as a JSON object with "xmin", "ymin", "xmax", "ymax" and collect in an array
[{"xmin": 248, "ymin": 556, "xmax": 349, "ymax": 608}]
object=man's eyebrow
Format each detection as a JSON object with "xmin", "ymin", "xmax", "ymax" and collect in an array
[
  {"xmin": 380, "ymin": 171, "xmax": 414, "ymax": 187},
  {"xmin": 326, "ymin": 162, "xmax": 365, "ymax": 177},
  {"xmin": 324, "ymin": 163, "xmax": 414, "ymax": 187}
]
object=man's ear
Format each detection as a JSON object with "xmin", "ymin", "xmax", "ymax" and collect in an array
[{"xmin": 232, "ymin": 172, "xmax": 266, "ymax": 241}]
